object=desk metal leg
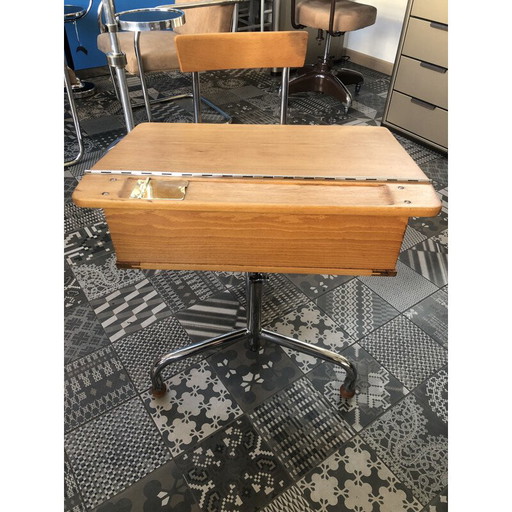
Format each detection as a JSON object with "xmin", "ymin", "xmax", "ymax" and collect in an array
[{"xmin": 150, "ymin": 271, "xmax": 357, "ymax": 400}]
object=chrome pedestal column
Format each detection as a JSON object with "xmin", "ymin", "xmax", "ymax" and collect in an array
[{"xmin": 150, "ymin": 272, "xmax": 357, "ymax": 400}]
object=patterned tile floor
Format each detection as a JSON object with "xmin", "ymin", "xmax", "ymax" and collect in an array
[{"xmin": 64, "ymin": 60, "xmax": 448, "ymax": 512}]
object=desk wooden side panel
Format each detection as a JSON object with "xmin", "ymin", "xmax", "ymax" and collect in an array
[{"xmin": 104, "ymin": 208, "xmax": 408, "ymax": 275}]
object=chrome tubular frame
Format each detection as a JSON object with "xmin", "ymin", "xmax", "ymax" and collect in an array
[
  {"xmin": 150, "ymin": 272, "xmax": 357, "ymax": 399},
  {"xmin": 64, "ymin": 63, "xmax": 84, "ymax": 167},
  {"xmin": 102, "ymin": 0, "xmax": 135, "ymax": 131}
]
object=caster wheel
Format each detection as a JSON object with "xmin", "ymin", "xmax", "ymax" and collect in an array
[
  {"xmin": 151, "ymin": 383, "xmax": 167, "ymax": 398},
  {"xmin": 340, "ymin": 385, "xmax": 355, "ymax": 399},
  {"xmin": 355, "ymin": 83, "xmax": 362, "ymax": 95}
]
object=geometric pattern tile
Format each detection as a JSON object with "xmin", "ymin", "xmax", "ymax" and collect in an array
[
  {"xmin": 418, "ymin": 156, "xmax": 448, "ymax": 187},
  {"xmin": 404, "ymin": 287, "xmax": 448, "ymax": 348},
  {"xmin": 297, "ymin": 435, "xmax": 424, "ymax": 511},
  {"xmin": 414, "ymin": 367, "xmax": 448, "ymax": 425},
  {"xmin": 285, "ymin": 273, "xmax": 353, "ymax": 299},
  {"xmin": 64, "ymin": 202, "xmax": 106, "ymax": 234},
  {"xmin": 91, "ymin": 278, "xmax": 172, "ymax": 342},
  {"xmin": 316, "ymin": 278, "xmax": 400, "ymax": 340},
  {"xmin": 65, "ymin": 454, "xmax": 86, "ymax": 512},
  {"xmin": 64, "ymin": 345, "xmax": 136, "ymax": 432},
  {"xmin": 260, "ymin": 485, "xmax": 311, "ymax": 512},
  {"xmin": 113, "ymin": 315, "xmax": 197, "ymax": 392},
  {"xmin": 64, "ymin": 302, "xmax": 110, "ymax": 364},
  {"xmin": 400, "ymin": 238, "xmax": 448, "ymax": 287},
  {"xmin": 360, "ymin": 315, "xmax": 448, "ymax": 389},
  {"xmin": 307, "ymin": 343, "xmax": 408, "ymax": 432},
  {"xmin": 72, "ymin": 253, "xmax": 146, "ymax": 301},
  {"xmin": 359, "ymin": 261, "xmax": 440, "ymax": 312},
  {"xmin": 64, "ymin": 221, "xmax": 113, "ymax": 267},
  {"xmin": 175, "ymin": 415, "xmax": 292, "ymax": 512},
  {"xmin": 91, "ymin": 460, "xmax": 201, "ymax": 512},
  {"xmin": 148, "ymin": 269, "xmax": 225, "ymax": 313},
  {"xmin": 143, "ymin": 360, "xmax": 243, "ymax": 457},
  {"xmin": 65, "ymin": 397, "xmax": 171, "ymax": 510},
  {"xmin": 267, "ymin": 302, "xmax": 354, "ymax": 374},
  {"xmin": 360, "ymin": 393, "xmax": 448, "ymax": 506},
  {"xmin": 249, "ymin": 377, "xmax": 355, "ymax": 479},
  {"xmin": 209, "ymin": 338, "xmax": 302, "ymax": 411},
  {"xmin": 174, "ymin": 289, "xmax": 246, "ymax": 342},
  {"xmin": 400, "ymin": 225, "xmax": 428, "ymax": 252},
  {"xmin": 231, "ymin": 274, "xmax": 309, "ymax": 325}
]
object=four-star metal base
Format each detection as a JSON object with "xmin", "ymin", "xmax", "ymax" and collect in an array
[{"xmin": 150, "ymin": 272, "xmax": 357, "ymax": 400}]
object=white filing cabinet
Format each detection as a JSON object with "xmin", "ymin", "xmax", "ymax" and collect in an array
[{"xmin": 382, "ymin": 0, "xmax": 448, "ymax": 152}]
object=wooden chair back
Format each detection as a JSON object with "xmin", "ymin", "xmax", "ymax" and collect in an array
[{"xmin": 175, "ymin": 31, "xmax": 308, "ymax": 72}]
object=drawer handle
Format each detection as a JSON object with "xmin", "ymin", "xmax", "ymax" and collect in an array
[
  {"xmin": 420, "ymin": 61, "xmax": 447, "ymax": 73},
  {"xmin": 410, "ymin": 97, "xmax": 436, "ymax": 110},
  {"xmin": 430, "ymin": 21, "xmax": 448, "ymax": 31}
]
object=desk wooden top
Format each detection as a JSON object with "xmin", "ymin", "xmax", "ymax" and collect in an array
[{"xmin": 73, "ymin": 123, "xmax": 441, "ymax": 217}]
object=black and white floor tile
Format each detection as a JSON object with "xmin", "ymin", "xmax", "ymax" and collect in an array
[{"xmin": 64, "ymin": 58, "xmax": 448, "ymax": 511}]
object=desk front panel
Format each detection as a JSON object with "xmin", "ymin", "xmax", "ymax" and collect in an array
[{"xmin": 105, "ymin": 208, "xmax": 407, "ymax": 275}]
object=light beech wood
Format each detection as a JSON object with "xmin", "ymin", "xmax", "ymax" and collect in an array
[
  {"xmin": 73, "ymin": 123, "xmax": 441, "ymax": 275},
  {"xmin": 175, "ymin": 31, "xmax": 308, "ymax": 72},
  {"xmin": 85, "ymin": 123, "xmax": 432, "ymax": 180}
]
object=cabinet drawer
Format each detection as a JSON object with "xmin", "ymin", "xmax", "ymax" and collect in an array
[
  {"xmin": 402, "ymin": 17, "xmax": 448, "ymax": 68},
  {"xmin": 411, "ymin": 0, "xmax": 447, "ymax": 24},
  {"xmin": 394, "ymin": 55, "xmax": 448, "ymax": 110},
  {"xmin": 386, "ymin": 91, "xmax": 447, "ymax": 149}
]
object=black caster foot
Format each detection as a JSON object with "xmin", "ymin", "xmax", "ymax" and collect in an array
[
  {"xmin": 151, "ymin": 373, "xmax": 167, "ymax": 398},
  {"xmin": 340, "ymin": 385, "xmax": 356, "ymax": 399},
  {"xmin": 355, "ymin": 83, "xmax": 362, "ymax": 95}
]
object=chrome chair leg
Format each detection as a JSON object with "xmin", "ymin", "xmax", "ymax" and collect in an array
[
  {"xmin": 150, "ymin": 272, "xmax": 358, "ymax": 400},
  {"xmin": 64, "ymin": 63, "xmax": 84, "ymax": 167}
]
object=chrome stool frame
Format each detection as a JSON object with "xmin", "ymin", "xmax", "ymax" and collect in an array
[
  {"xmin": 64, "ymin": 3, "xmax": 93, "ymax": 167},
  {"xmin": 150, "ymin": 272, "xmax": 357, "ymax": 399},
  {"xmin": 101, "ymin": 2, "xmax": 245, "ymax": 124}
]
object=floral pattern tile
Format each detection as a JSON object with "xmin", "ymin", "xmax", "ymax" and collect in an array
[
  {"xmin": 285, "ymin": 274, "xmax": 353, "ymax": 299},
  {"xmin": 360, "ymin": 315, "xmax": 448, "ymax": 390},
  {"xmin": 360, "ymin": 394, "xmax": 448, "ymax": 506},
  {"xmin": 316, "ymin": 279, "xmax": 399, "ymax": 340},
  {"xmin": 267, "ymin": 302, "xmax": 354, "ymax": 374},
  {"xmin": 249, "ymin": 377, "xmax": 354, "ymax": 479},
  {"xmin": 297, "ymin": 436, "xmax": 423, "ymax": 511},
  {"xmin": 414, "ymin": 367, "xmax": 448, "ymax": 425},
  {"xmin": 208, "ymin": 338, "xmax": 302, "ymax": 411},
  {"xmin": 307, "ymin": 343, "xmax": 408, "ymax": 432},
  {"xmin": 65, "ymin": 262, "xmax": 88, "ymax": 310},
  {"xmin": 175, "ymin": 415, "xmax": 292, "ymax": 512},
  {"xmin": 421, "ymin": 487, "xmax": 448, "ymax": 512},
  {"xmin": 143, "ymin": 360, "xmax": 243, "ymax": 457},
  {"xmin": 72, "ymin": 254, "xmax": 146, "ymax": 301}
]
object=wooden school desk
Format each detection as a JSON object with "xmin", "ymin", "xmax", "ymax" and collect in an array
[{"xmin": 73, "ymin": 122, "xmax": 441, "ymax": 398}]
